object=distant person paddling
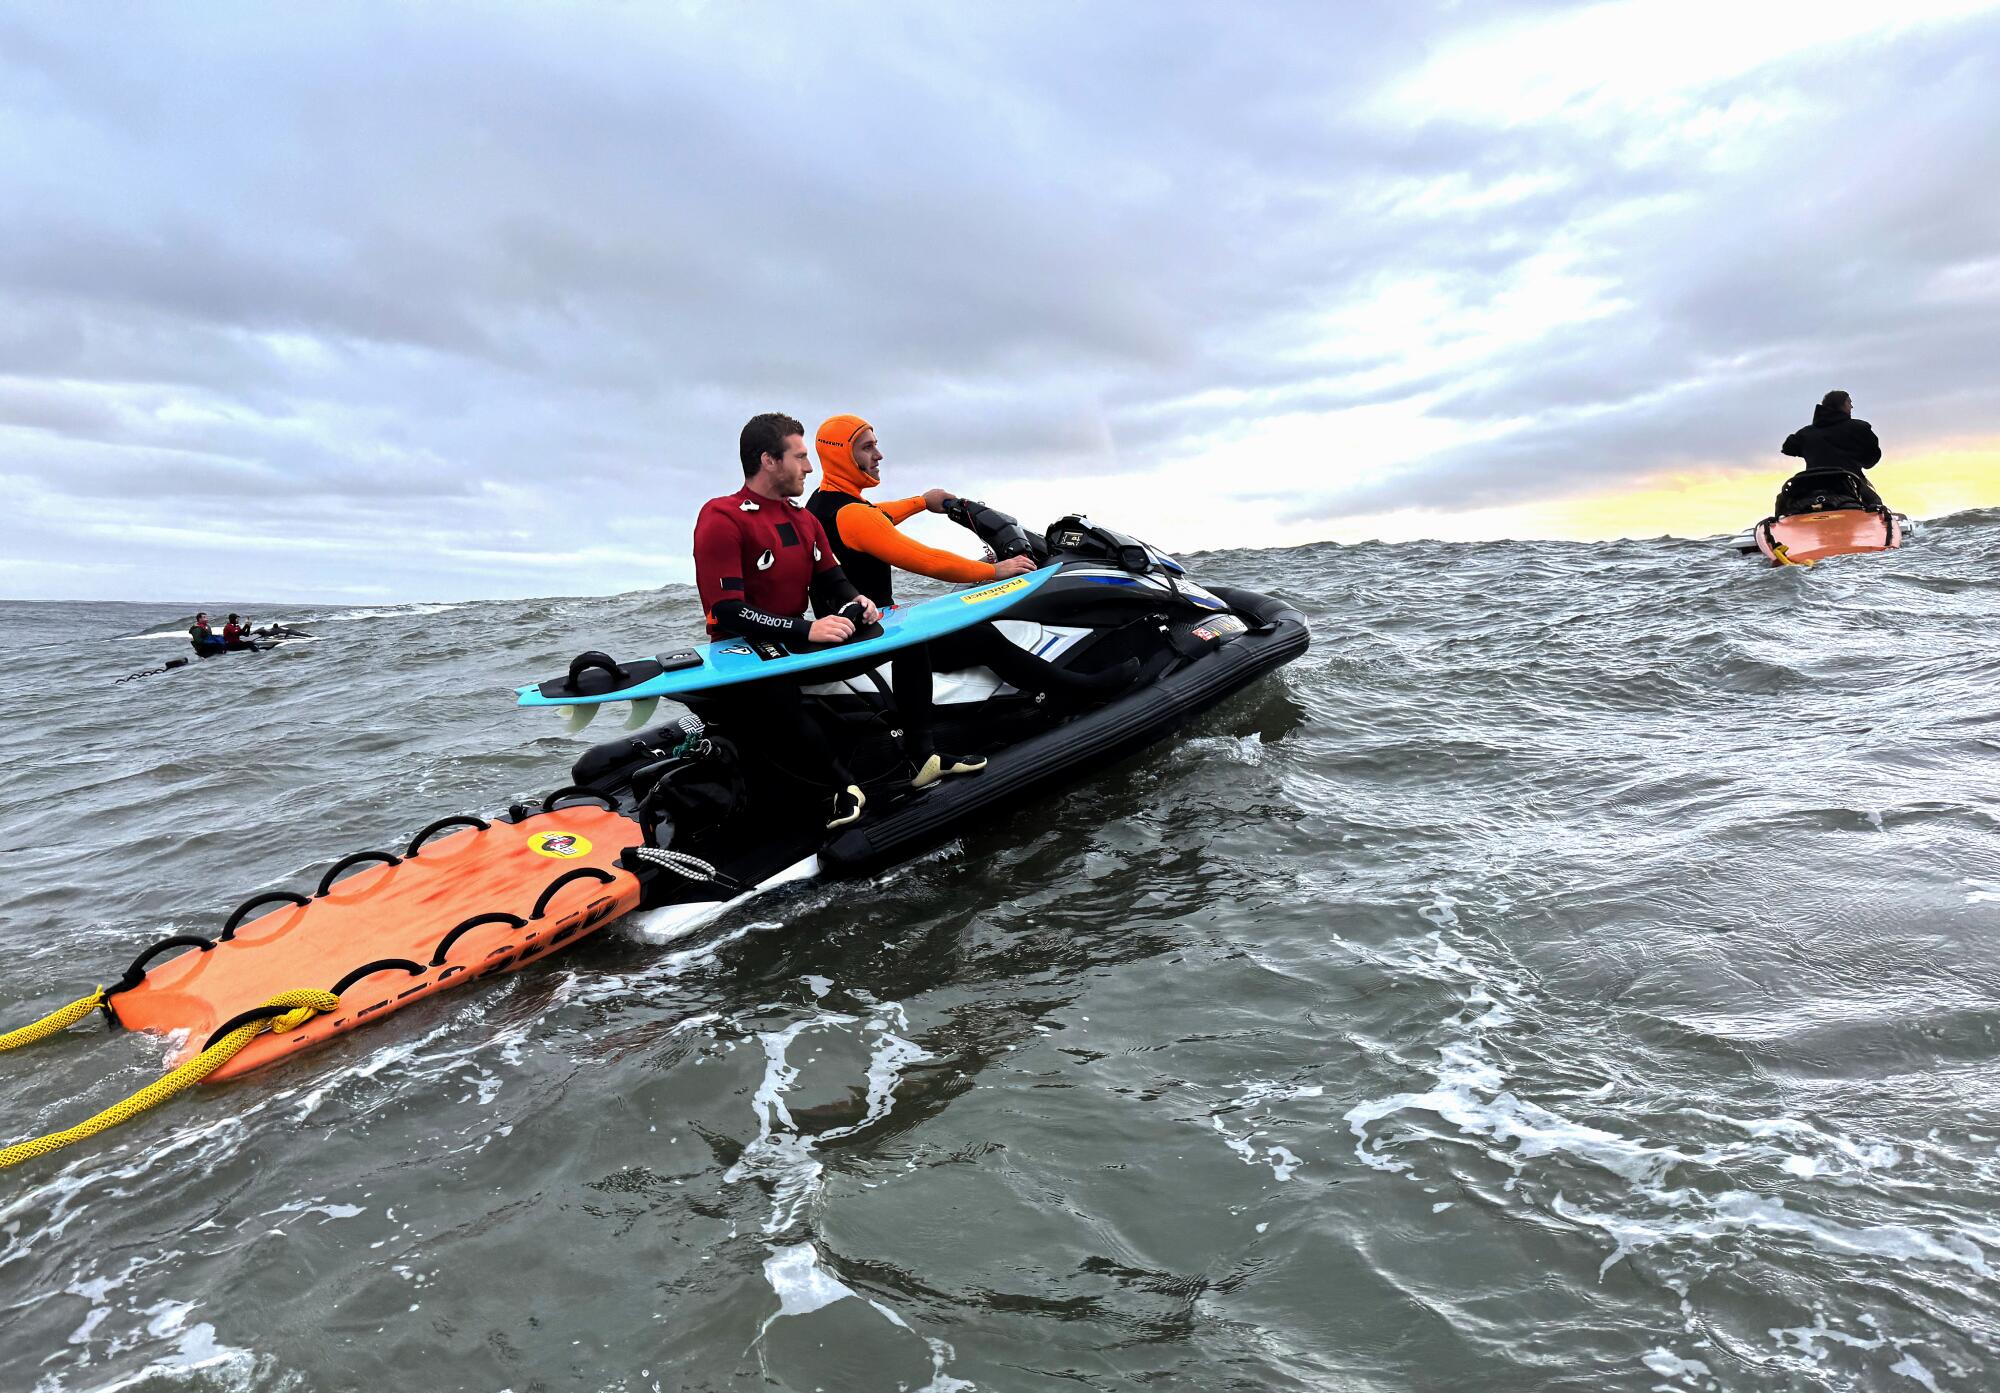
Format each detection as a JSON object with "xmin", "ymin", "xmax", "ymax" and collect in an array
[{"xmin": 1781, "ymin": 390, "xmax": 1885, "ymax": 509}]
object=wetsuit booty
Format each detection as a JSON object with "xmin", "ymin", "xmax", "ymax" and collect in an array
[
  {"xmin": 911, "ymin": 752, "xmax": 986, "ymax": 790},
  {"xmin": 827, "ymin": 784, "xmax": 866, "ymax": 829}
]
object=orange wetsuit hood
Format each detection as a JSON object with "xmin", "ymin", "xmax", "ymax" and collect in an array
[{"xmin": 815, "ymin": 414, "xmax": 876, "ymax": 496}]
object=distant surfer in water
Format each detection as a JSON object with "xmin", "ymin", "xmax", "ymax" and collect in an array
[{"xmin": 1781, "ymin": 390, "xmax": 1885, "ymax": 509}]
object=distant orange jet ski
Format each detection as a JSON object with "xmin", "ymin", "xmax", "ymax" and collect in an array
[{"xmin": 1750, "ymin": 468, "xmax": 1905, "ymax": 565}]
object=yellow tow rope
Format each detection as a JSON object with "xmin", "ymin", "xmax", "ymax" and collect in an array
[
  {"xmin": 1770, "ymin": 543, "xmax": 1813, "ymax": 568},
  {"xmin": 0, "ymin": 987, "xmax": 109, "ymax": 1052},
  {"xmin": 0, "ymin": 988, "xmax": 341, "ymax": 1171}
]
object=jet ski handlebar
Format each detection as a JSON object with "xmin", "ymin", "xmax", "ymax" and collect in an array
[{"xmin": 944, "ymin": 497, "xmax": 1046, "ymax": 563}]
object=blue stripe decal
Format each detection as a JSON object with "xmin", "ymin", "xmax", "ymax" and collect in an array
[{"xmin": 1082, "ymin": 575, "xmax": 1140, "ymax": 586}]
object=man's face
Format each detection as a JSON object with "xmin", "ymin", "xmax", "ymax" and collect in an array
[
  {"xmin": 760, "ymin": 434, "xmax": 813, "ymax": 497},
  {"xmin": 852, "ymin": 427, "xmax": 883, "ymax": 482}
]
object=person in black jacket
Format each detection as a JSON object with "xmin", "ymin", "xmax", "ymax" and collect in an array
[{"xmin": 1781, "ymin": 391, "xmax": 1884, "ymax": 507}]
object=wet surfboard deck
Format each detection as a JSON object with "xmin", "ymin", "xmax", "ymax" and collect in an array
[{"xmin": 516, "ymin": 567, "xmax": 1056, "ymax": 709}]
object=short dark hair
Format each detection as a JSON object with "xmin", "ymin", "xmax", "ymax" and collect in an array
[
  {"xmin": 1821, "ymin": 390, "xmax": 1851, "ymax": 411},
  {"xmin": 739, "ymin": 413, "xmax": 804, "ymax": 478}
]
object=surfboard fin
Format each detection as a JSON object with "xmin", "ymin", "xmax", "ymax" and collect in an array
[
  {"xmin": 561, "ymin": 704, "xmax": 601, "ymax": 734},
  {"xmin": 624, "ymin": 696, "xmax": 660, "ymax": 730}
]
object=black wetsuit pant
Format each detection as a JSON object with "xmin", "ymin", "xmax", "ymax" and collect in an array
[{"xmin": 726, "ymin": 654, "xmax": 939, "ymax": 792}]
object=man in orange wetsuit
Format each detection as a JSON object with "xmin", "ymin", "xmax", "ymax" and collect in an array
[
  {"xmin": 807, "ymin": 413, "xmax": 1141, "ymax": 712},
  {"xmin": 806, "ymin": 415, "xmax": 1035, "ymax": 607}
]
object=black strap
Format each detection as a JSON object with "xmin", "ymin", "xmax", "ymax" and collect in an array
[
  {"xmin": 541, "ymin": 786, "xmax": 615, "ymax": 812},
  {"xmin": 530, "ymin": 867, "xmax": 615, "ymax": 920},
  {"xmin": 405, "ymin": 815, "xmax": 492, "ymax": 856},
  {"xmin": 108, "ymin": 935, "xmax": 215, "ymax": 996},
  {"xmin": 315, "ymin": 850, "xmax": 403, "ymax": 897},
  {"xmin": 219, "ymin": 891, "xmax": 310, "ymax": 942},
  {"xmin": 430, "ymin": 913, "xmax": 527, "ymax": 967},
  {"xmin": 328, "ymin": 959, "xmax": 426, "ymax": 997}
]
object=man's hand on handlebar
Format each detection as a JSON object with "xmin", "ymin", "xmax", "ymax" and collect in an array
[
  {"xmin": 923, "ymin": 488, "xmax": 956, "ymax": 513},
  {"xmin": 993, "ymin": 555, "xmax": 1036, "ymax": 579},
  {"xmin": 809, "ymin": 615, "xmax": 856, "ymax": 644}
]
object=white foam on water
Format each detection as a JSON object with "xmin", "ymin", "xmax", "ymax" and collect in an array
[
  {"xmin": 756, "ymin": 1242, "xmax": 975, "ymax": 1389},
  {"xmin": 1346, "ymin": 1038, "xmax": 1687, "ymax": 1187},
  {"xmin": 260, "ymin": 1199, "xmax": 365, "ymax": 1226},
  {"xmin": 1181, "ymin": 733, "xmax": 1265, "ymax": 766},
  {"xmin": 724, "ymin": 1005, "xmax": 932, "ymax": 1235},
  {"xmin": 1963, "ymin": 878, "xmax": 2000, "ymax": 904},
  {"xmin": 1769, "ymin": 1312, "xmax": 1886, "ymax": 1356},
  {"xmin": 299, "ymin": 601, "xmax": 473, "ymax": 623},
  {"xmin": 1555, "ymin": 1190, "xmax": 1990, "ymax": 1280},
  {"xmin": 73, "ymin": 1299, "xmax": 263, "ymax": 1393},
  {"xmin": 1889, "ymin": 1353, "xmax": 1942, "ymax": 1391},
  {"xmin": 1679, "ymin": 1108, "xmax": 1903, "ymax": 1178},
  {"xmin": 760, "ymin": 1241, "xmax": 846, "ymax": 1318},
  {"xmin": 1209, "ymin": 1077, "xmax": 1324, "ymax": 1181},
  {"xmin": 1641, "ymin": 1347, "xmax": 1711, "ymax": 1380}
]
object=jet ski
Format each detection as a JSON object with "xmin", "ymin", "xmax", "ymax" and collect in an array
[
  {"xmin": 1743, "ymin": 469, "xmax": 1905, "ymax": 565},
  {"xmin": 524, "ymin": 504, "xmax": 1311, "ymax": 939}
]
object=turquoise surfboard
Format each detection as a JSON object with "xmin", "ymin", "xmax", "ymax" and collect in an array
[{"xmin": 517, "ymin": 566, "xmax": 1057, "ymax": 727}]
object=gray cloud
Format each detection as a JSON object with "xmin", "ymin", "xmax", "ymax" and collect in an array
[{"xmin": 1, "ymin": 2, "xmax": 1997, "ymax": 599}]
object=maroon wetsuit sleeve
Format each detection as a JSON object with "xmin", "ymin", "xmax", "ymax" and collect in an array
[
  {"xmin": 711, "ymin": 598, "xmax": 813, "ymax": 643},
  {"xmin": 693, "ymin": 505, "xmax": 746, "ymax": 633}
]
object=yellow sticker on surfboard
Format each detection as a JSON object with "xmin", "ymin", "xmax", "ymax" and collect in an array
[{"xmin": 960, "ymin": 575, "xmax": 1033, "ymax": 604}]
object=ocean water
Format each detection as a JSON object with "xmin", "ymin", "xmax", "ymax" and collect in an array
[{"xmin": 2, "ymin": 511, "xmax": 1998, "ymax": 1392}]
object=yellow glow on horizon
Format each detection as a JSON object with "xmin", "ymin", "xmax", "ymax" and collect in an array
[{"xmin": 1530, "ymin": 443, "xmax": 2000, "ymax": 541}]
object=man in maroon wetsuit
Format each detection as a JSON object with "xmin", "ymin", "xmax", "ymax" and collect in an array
[{"xmin": 693, "ymin": 413, "xmax": 985, "ymax": 827}]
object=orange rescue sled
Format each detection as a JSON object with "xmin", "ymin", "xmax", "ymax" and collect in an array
[
  {"xmin": 1754, "ymin": 508, "xmax": 1902, "ymax": 565},
  {"xmin": 108, "ymin": 797, "xmax": 645, "ymax": 1081}
]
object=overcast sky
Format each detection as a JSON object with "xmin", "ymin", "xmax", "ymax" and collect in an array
[{"xmin": 3, "ymin": 0, "xmax": 1998, "ymax": 602}]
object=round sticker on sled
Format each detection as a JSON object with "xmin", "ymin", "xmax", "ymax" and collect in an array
[{"xmin": 529, "ymin": 831, "xmax": 592, "ymax": 859}]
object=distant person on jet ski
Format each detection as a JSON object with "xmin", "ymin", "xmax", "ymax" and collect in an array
[
  {"xmin": 805, "ymin": 414, "xmax": 1035, "ymax": 606},
  {"xmin": 1782, "ymin": 390, "xmax": 1885, "ymax": 508},
  {"xmin": 187, "ymin": 613, "xmax": 226, "ymax": 657},
  {"xmin": 693, "ymin": 413, "xmax": 985, "ymax": 826}
]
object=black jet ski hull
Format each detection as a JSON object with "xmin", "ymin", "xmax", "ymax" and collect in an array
[
  {"xmin": 569, "ymin": 584, "xmax": 1307, "ymax": 913},
  {"xmin": 820, "ymin": 586, "xmax": 1304, "ymax": 875}
]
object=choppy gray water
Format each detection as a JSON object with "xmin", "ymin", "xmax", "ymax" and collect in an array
[{"xmin": 3, "ymin": 513, "xmax": 1999, "ymax": 1392}]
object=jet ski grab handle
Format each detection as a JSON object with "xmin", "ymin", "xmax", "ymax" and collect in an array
[{"xmin": 945, "ymin": 497, "xmax": 1044, "ymax": 563}]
